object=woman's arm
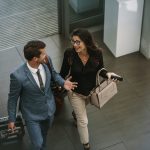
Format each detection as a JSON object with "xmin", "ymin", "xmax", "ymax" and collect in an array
[{"xmin": 60, "ymin": 49, "xmax": 72, "ymax": 78}]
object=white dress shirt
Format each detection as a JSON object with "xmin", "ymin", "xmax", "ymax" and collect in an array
[{"xmin": 27, "ymin": 63, "xmax": 46, "ymax": 88}]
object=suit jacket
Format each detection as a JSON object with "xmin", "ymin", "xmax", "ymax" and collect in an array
[{"xmin": 8, "ymin": 57, "xmax": 65, "ymax": 122}]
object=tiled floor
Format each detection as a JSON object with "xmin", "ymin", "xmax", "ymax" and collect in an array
[{"xmin": 0, "ymin": 30, "xmax": 150, "ymax": 150}]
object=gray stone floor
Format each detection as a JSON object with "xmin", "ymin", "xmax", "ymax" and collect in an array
[{"xmin": 1, "ymin": 30, "xmax": 150, "ymax": 150}]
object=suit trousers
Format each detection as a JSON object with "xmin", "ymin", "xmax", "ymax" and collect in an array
[
  {"xmin": 68, "ymin": 91, "xmax": 90, "ymax": 144},
  {"xmin": 25, "ymin": 115, "xmax": 54, "ymax": 150}
]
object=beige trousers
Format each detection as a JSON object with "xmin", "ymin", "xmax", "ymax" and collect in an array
[{"xmin": 67, "ymin": 91, "xmax": 90, "ymax": 144}]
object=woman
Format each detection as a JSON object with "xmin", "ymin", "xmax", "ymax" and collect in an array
[{"xmin": 60, "ymin": 28, "xmax": 119, "ymax": 150}]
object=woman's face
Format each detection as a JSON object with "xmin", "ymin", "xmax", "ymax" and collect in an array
[{"xmin": 71, "ymin": 36, "xmax": 87, "ymax": 53}]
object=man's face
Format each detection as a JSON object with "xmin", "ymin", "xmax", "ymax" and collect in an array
[{"xmin": 37, "ymin": 48, "xmax": 47, "ymax": 64}]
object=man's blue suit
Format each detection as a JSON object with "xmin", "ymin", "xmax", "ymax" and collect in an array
[{"xmin": 8, "ymin": 57, "xmax": 65, "ymax": 150}]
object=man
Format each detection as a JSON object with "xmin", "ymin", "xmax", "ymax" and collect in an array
[{"xmin": 7, "ymin": 40, "xmax": 77, "ymax": 150}]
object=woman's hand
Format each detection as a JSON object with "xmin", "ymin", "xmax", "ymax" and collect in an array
[{"xmin": 106, "ymin": 72, "xmax": 123, "ymax": 81}]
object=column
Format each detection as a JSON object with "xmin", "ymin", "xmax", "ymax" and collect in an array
[{"xmin": 104, "ymin": 0, "xmax": 144, "ymax": 57}]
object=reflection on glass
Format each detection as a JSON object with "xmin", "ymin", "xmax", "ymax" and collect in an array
[{"xmin": 69, "ymin": 0, "xmax": 104, "ymax": 28}]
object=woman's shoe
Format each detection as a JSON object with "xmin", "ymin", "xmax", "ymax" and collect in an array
[{"xmin": 83, "ymin": 143, "xmax": 90, "ymax": 150}]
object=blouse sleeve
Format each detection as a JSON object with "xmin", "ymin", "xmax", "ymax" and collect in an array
[{"xmin": 60, "ymin": 49, "xmax": 72, "ymax": 78}]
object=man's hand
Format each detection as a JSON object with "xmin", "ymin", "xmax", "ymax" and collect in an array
[
  {"xmin": 8, "ymin": 122, "xmax": 15, "ymax": 132},
  {"xmin": 64, "ymin": 76, "xmax": 78, "ymax": 91}
]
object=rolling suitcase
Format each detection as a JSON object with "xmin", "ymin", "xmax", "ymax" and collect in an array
[{"xmin": 0, "ymin": 115, "xmax": 25, "ymax": 145}]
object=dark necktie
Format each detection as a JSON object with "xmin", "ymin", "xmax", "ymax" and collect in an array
[{"xmin": 36, "ymin": 69, "xmax": 44, "ymax": 91}]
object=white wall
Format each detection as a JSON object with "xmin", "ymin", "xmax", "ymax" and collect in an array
[{"xmin": 104, "ymin": 0, "xmax": 144, "ymax": 57}]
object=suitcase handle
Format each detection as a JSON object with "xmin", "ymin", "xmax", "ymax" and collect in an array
[{"xmin": 0, "ymin": 127, "xmax": 24, "ymax": 141}]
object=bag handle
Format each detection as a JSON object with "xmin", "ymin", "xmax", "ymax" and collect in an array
[
  {"xmin": 96, "ymin": 68, "xmax": 107, "ymax": 85},
  {"xmin": 44, "ymin": 55, "xmax": 54, "ymax": 80},
  {"xmin": 89, "ymin": 68, "xmax": 106, "ymax": 95},
  {"xmin": 90, "ymin": 68, "xmax": 109, "ymax": 95}
]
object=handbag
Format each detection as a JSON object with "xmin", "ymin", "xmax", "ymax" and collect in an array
[{"xmin": 90, "ymin": 69, "xmax": 117, "ymax": 109}]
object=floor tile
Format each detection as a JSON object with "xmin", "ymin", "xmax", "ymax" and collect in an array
[{"xmin": 100, "ymin": 142, "xmax": 127, "ymax": 150}]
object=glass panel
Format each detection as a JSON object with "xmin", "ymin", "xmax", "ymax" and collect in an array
[{"xmin": 69, "ymin": 0, "xmax": 104, "ymax": 31}]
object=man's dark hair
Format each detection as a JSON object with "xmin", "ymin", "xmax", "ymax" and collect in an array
[{"xmin": 24, "ymin": 40, "xmax": 46, "ymax": 61}]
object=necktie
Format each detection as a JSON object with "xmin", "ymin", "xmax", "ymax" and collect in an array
[{"xmin": 36, "ymin": 69, "xmax": 44, "ymax": 91}]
